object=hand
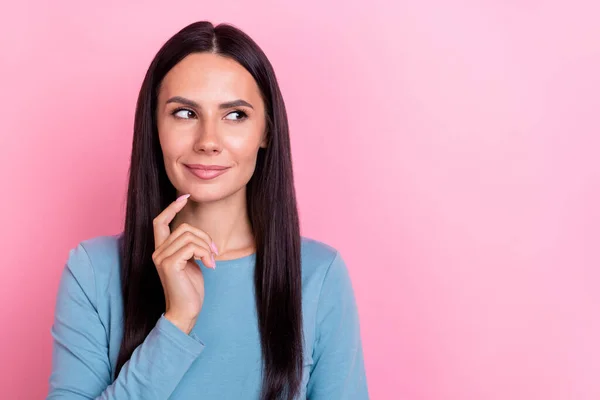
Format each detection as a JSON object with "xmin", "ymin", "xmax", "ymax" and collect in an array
[{"xmin": 152, "ymin": 194, "xmax": 218, "ymax": 334}]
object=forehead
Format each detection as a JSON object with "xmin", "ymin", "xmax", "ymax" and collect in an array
[{"xmin": 158, "ymin": 52, "xmax": 262, "ymax": 104}]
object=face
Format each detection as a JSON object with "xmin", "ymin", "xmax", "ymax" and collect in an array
[{"xmin": 156, "ymin": 52, "xmax": 268, "ymax": 203}]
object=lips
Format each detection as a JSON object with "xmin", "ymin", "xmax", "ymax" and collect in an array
[
  {"xmin": 185, "ymin": 164, "xmax": 230, "ymax": 180},
  {"xmin": 185, "ymin": 164, "xmax": 229, "ymax": 171}
]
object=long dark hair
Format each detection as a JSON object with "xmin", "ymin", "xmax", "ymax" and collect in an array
[{"xmin": 115, "ymin": 21, "xmax": 303, "ymax": 400}]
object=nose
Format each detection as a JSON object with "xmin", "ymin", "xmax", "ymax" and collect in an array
[{"xmin": 193, "ymin": 118, "xmax": 221, "ymax": 154}]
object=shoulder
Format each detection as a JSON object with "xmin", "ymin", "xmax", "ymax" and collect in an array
[
  {"xmin": 62, "ymin": 232, "xmax": 123, "ymax": 304},
  {"xmin": 299, "ymin": 237, "xmax": 359, "ymax": 351},
  {"xmin": 76, "ymin": 232, "xmax": 122, "ymax": 265},
  {"xmin": 300, "ymin": 236, "xmax": 339, "ymax": 265},
  {"xmin": 299, "ymin": 236, "xmax": 352, "ymax": 297}
]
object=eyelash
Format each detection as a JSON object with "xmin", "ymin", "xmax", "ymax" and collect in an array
[{"xmin": 171, "ymin": 107, "xmax": 248, "ymax": 122}]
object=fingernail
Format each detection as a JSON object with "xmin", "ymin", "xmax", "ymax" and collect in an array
[
  {"xmin": 211, "ymin": 253, "xmax": 216, "ymax": 269},
  {"xmin": 210, "ymin": 241, "xmax": 219, "ymax": 255},
  {"xmin": 176, "ymin": 194, "xmax": 190, "ymax": 202}
]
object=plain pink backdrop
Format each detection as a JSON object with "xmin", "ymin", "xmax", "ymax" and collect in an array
[{"xmin": 1, "ymin": 1, "xmax": 599, "ymax": 399}]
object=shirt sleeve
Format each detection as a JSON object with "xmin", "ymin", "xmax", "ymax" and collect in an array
[
  {"xmin": 47, "ymin": 243, "xmax": 205, "ymax": 400},
  {"xmin": 306, "ymin": 251, "xmax": 370, "ymax": 399}
]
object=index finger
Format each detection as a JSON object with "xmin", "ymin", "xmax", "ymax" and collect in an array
[{"xmin": 153, "ymin": 193, "xmax": 190, "ymax": 249}]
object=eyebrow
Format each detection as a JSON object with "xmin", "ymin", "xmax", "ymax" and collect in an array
[{"xmin": 165, "ymin": 96, "xmax": 254, "ymax": 110}]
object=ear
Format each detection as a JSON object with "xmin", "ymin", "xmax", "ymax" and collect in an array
[{"xmin": 260, "ymin": 131, "xmax": 269, "ymax": 148}]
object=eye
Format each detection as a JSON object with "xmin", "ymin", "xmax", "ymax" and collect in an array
[
  {"xmin": 224, "ymin": 110, "xmax": 248, "ymax": 122},
  {"xmin": 172, "ymin": 108, "xmax": 196, "ymax": 119}
]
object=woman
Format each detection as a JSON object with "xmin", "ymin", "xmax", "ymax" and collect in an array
[{"xmin": 48, "ymin": 21, "xmax": 368, "ymax": 400}]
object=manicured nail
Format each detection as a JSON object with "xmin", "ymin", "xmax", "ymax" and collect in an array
[
  {"xmin": 176, "ymin": 194, "xmax": 190, "ymax": 202},
  {"xmin": 211, "ymin": 253, "xmax": 216, "ymax": 269},
  {"xmin": 210, "ymin": 241, "xmax": 219, "ymax": 255}
]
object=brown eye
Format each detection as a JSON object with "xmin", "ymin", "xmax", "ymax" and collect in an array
[
  {"xmin": 173, "ymin": 109, "xmax": 196, "ymax": 119},
  {"xmin": 224, "ymin": 110, "xmax": 248, "ymax": 121}
]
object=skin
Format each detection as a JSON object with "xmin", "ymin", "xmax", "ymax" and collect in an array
[
  {"xmin": 156, "ymin": 52, "xmax": 268, "ymax": 262},
  {"xmin": 151, "ymin": 52, "xmax": 269, "ymax": 333}
]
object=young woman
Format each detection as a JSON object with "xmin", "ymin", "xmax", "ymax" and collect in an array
[{"xmin": 47, "ymin": 21, "xmax": 368, "ymax": 400}]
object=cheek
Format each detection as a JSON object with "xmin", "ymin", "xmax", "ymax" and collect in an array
[
  {"xmin": 227, "ymin": 136, "xmax": 261, "ymax": 165},
  {"xmin": 159, "ymin": 127, "xmax": 193, "ymax": 161},
  {"xmin": 225, "ymin": 138, "xmax": 261, "ymax": 184}
]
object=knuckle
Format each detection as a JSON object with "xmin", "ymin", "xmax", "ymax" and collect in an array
[{"xmin": 162, "ymin": 256, "xmax": 174, "ymax": 269}]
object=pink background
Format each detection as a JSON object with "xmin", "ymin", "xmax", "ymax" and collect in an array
[{"xmin": 1, "ymin": 1, "xmax": 599, "ymax": 399}]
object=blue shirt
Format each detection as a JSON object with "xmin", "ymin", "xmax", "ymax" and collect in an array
[{"xmin": 47, "ymin": 233, "xmax": 369, "ymax": 399}]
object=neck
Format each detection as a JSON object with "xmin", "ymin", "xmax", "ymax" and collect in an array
[{"xmin": 170, "ymin": 187, "xmax": 255, "ymax": 260}]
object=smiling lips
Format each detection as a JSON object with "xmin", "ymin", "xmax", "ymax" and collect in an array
[{"xmin": 185, "ymin": 164, "xmax": 230, "ymax": 180}]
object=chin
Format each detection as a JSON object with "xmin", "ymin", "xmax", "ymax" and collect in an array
[{"xmin": 188, "ymin": 190, "xmax": 225, "ymax": 203}]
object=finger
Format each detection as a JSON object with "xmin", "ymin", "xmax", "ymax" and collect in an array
[
  {"xmin": 162, "ymin": 242, "xmax": 214, "ymax": 270},
  {"xmin": 158, "ymin": 222, "xmax": 217, "ymax": 257},
  {"xmin": 155, "ymin": 230, "xmax": 212, "ymax": 266},
  {"xmin": 153, "ymin": 194, "xmax": 190, "ymax": 250}
]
